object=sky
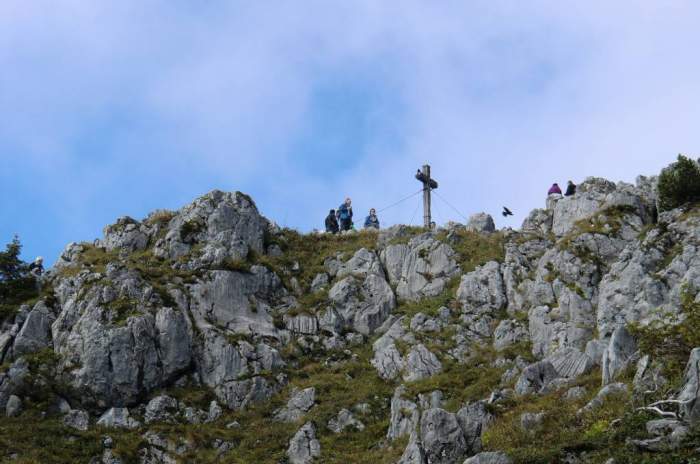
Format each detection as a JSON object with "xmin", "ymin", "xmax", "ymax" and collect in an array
[{"xmin": 1, "ymin": 1, "xmax": 699, "ymax": 265}]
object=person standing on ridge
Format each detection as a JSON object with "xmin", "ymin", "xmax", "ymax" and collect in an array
[
  {"xmin": 336, "ymin": 198, "xmax": 353, "ymax": 231},
  {"xmin": 325, "ymin": 209, "xmax": 339, "ymax": 234},
  {"xmin": 565, "ymin": 180, "xmax": 577, "ymax": 196},
  {"xmin": 364, "ymin": 208, "xmax": 380, "ymax": 229},
  {"xmin": 548, "ymin": 183, "xmax": 562, "ymax": 195}
]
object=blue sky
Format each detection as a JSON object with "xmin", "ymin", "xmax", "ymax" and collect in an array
[{"xmin": 2, "ymin": 1, "xmax": 699, "ymax": 265}]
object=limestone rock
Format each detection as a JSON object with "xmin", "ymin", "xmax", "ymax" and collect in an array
[
  {"xmin": 466, "ymin": 213, "xmax": 496, "ymax": 233},
  {"xmin": 403, "ymin": 344, "xmax": 442, "ymax": 382},
  {"xmin": 101, "ymin": 216, "xmax": 150, "ymax": 253},
  {"xmin": 514, "ymin": 361, "xmax": 559, "ymax": 395},
  {"xmin": 457, "ymin": 400, "xmax": 494, "ymax": 454},
  {"xmin": 677, "ymin": 347, "xmax": 700, "ymax": 423},
  {"xmin": 381, "ymin": 234, "xmax": 460, "ymax": 301},
  {"xmin": 328, "ymin": 408, "xmax": 365, "ymax": 433},
  {"xmin": 579, "ymin": 383, "xmax": 628, "ymax": 414},
  {"xmin": 601, "ymin": 327, "xmax": 637, "ymax": 385},
  {"xmin": 63, "ymin": 409, "xmax": 90, "ymax": 431},
  {"xmin": 310, "ymin": 273, "xmax": 330, "ymax": 293},
  {"xmin": 521, "ymin": 209, "xmax": 553, "ymax": 236},
  {"xmin": 12, "ymin": 301, "xmax": 55, "ymax": 357},
  {"xmin": 545, "ymin": 347, "xmax": 594, "ymax": 379},
  {"xmin": 153, "ymin": 190, "xmax": 267, "ymax": 267},
  {"xmin": 144, "ymin": 395, "xmax": 179, "ymax": 424},
  {"xmin": 397, "ymin": 433, "xmax": 427, "ymax": 464},
  {"xmin": 464, "ymin": 452, "xmax": 513, "ymax": 464},
  {"xmin": 493, "ymin": 320, "xmax": 528, "ymax": 351},
  {"xmin": 5, "ymin": 394, "xmax": 21, "ymax": 417},
  {"xmin": 0, "ymin": 358, "xmax": 28, "ymax": 411},
  {"xmin": 97, "ymin": 408, "xmax": 141, "ymax": 429},
  {"xmin": 287, "ymin": 422, "xmax": 321, "ymax": 464},
  {"xmin": 387, "ymin": 386, "xmax": 420, "ymax": 441},
  {"xmin": 457, "ymin": 262, "xmax": 506, "ymax": 314},
  {"xmin": 275, "ymin": 387, "xmax": 316, "ymax": 423},
  {"xmin": 420, "ymin": 408, "xmax": 468, "ymax": 464}
]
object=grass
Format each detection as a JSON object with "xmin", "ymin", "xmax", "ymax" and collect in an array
[
  {"xmin": 255, "ymin": 228, "xmax": 379, "ymax": 292},
  {"xmin": 437, "ymin": 229, "xmax": 505, "ymax": 273},
  {"xmin": 557, "ymin": 205, "xmax": 640, "ymax": 263}
]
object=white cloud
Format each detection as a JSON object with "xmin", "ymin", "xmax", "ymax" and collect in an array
[{"xmin": 1, "ymin": 1, "xmax": 699, "ymax": 261}]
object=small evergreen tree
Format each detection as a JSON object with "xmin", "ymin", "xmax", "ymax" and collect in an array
[
  {"xmin": 0, "ymin": 236, "xmax": 38, "ymax": 321},
  {"xmin": 657, "ymin": 154, "xmax": 700, "ymax": 212}
]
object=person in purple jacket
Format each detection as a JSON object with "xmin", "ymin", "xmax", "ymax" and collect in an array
[{"xmin": 548, "ymin": 183, "xmax": 563, "ymax": 195}]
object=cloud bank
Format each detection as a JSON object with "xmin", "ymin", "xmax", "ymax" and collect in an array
[{"xmin": 1, "ymin": 1, "xmax": 698, "ymax": 263}]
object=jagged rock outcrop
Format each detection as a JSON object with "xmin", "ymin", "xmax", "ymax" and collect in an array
[
  {"xmin": 678, "ymin": 347, "xmax": 700, "ymax": 423},
  {"xmin": 274, "ymin": 387, "xmax": 316, "ymax": 422},
  {"xmin": 327, "ymin": 408, "xmax": 365, "ymax": 433},
  {"xmin": 601, "ymin": 326, "xmax": 637, "ymax": 385},
  {"xmin": 287, "ymin": 422, "xmax": 321, "ymax": 464},
  {"xmin": 381, "ymin": 233, "xmax": 460, "ymax": 301},
  {"xmin": 466, "ymin": 213, "xmax": 496, "ymax": 233}
]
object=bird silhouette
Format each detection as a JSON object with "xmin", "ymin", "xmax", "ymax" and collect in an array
[{"xmin": 502, "ymin": 207, "xmax": 513, "ymax": 217}]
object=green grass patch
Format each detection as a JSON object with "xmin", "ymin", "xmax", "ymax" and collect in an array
[{"xmin": 437, "ymin": 229, "xmax": 505, "ymax": 273}]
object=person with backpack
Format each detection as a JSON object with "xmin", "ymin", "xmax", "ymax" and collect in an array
[
  {"xmin": 565, "ymin": 180, "xmax": 577, "ymax": 196},
  {"xmin": 325, "ymin": 209, "xmax": 339, "ymax": 234},
  {"xmin": 364, "ymin": 208, "xmax": 380, "ymax": 229},
  {"xmin": 548, "ymin": 183, "xmax": 563, "ymax": 195},
  {"xmin": 336, "ymin": 198, "xmax": 353, "ymax": 231}
]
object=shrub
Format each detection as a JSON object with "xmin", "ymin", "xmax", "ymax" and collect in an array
[
  {"xmin": 0, "ymin": 236, "xmax": 38, "ymax": 321},
  {"xmin": 657, "ymin": 155, "xmax": 700, "ymax": 212}
]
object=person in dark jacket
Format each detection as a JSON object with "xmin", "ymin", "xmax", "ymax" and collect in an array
[
  {"xmin": 364, "ymin": 208, "xmax": 380, "ymax": 229},
  {"xmin": 548, "ymin": 183, "xmax": 563, "ymax": 195},
  {"xmin": 565, "ymin": 180, "xmax": 577, "ymax": 196},
  {"xmin": 325, "ymin": 209, "xmax": 339, "ymax": 234},
  {"xmin": 336, "ymin": 198, "xmax": 353, "ymax": 231}
]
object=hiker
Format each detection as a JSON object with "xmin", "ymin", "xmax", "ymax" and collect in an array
[
  {"xmin": 325, "ymin": 209, "xmax": 339, "ymax": 234},
  {"xmin": 565, "ymin": 180, "xmax": 577, "ymax": 197},
  {"xmin": 29, "ymin": 257, "xmax": 44, "ymax": 276},
  {"xmin": 336, "ymin": 198, "xmax": 353, "ymax": 231},
  {"xmin": 548, "ymin": 183, "xmax": 562, "ymax": 195},
  {"xmin": 364, "ymin": 208, "xmax": 380, "ymax": 229}
]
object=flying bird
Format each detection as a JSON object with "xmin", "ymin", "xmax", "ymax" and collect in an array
[{"xmin": 502, "ymin": 207, "xmax": 513, "ymax": 217}]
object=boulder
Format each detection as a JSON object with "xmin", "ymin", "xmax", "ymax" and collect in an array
[
  {"xmin": 601, "ymin": 327, "xmax": 637, "ymax": 385},
  {"xmin": 387, "ymin": 386, "xmax": 420, "ymax": 441},
  {"xmin": 403, "ymin": 344, "xmax": 442, "ymax": 382},
  {"xmin": 381, "ymin": 235, "xmax": 460, "ymax": 301},
  {"xmin": 97, "ymin": 408, "xmax": 141, "ymax": 430},
  {"xmin": 0, "ymin": 358, "xmax": 28, "ymax": 411},
  {"xmin": 328, "ymin": 408, "xmax": 365, "ymax": 433},
  {"xmin": 287, "ymin": 422, "xmax": 321, "ymax": 464},
  {"xmin": 153, "ymin": 190, "xmax": 267, "ymax": 267},
  {"xmin": 101, "ymin": 216, "xmax": 150, "ymax": 253},
  {"xmin": 397, "ymin": 433, "xmax": 427, "ymax": 464},
  {"xmin": 466, "ymin": 213, "xmax": 496, "ymax": 233},
  {"xmin": 677, "ymin": 347, "xmax": 700, "ymax": 423},
  {"xmin": 420, "ymin": 408, "xmax": 468, "ymax": 464},
  {"xmin": 144, "ymin": 395, "xmax": 179, "ymax": 424},
  {"xmin": 464, "ymin": 452, "xmax": 513, "ymax": 464},
  {"xmin": 274, "ymin": 387, "xmax": 316, "ymax": 423},
  {"xmin": 493, "ymin": 320, "xmax": 528, "ymax": 351},
  {"xmin": 457, "ymin": 262, "xmax": 506, "ymax": 314},
  {"xmin": 514, "ymin": 361, "xmax": 559, "ymax": 395},
  {"xmin": 521, "ymin": 209, "xmax": 553, "ymax": 236},
  {"xmin": 5, "ymin": 394, "xmax": 22, "ymax": 417},
  {"xmin": 579, "ymin": 383, "xmax": 628, "ymax": 415},
  {"xmin": 457, "ymin": 401, "xmax": 494, "ymax": 454},
  {"xmin": 63, "ymin": 409, "xmax": 90, "ymax": 431},
  {"xmin": 545, "ymin": 347, "xmax": 594, "ymax": 379},
  {"xmin": 12, "ymin": 302, "xmax": 55, "ymax": 357}
]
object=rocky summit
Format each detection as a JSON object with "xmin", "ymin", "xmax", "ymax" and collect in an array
[{"xmin": 2, "ymin": 174, "xmax": 700, "ymax": 463}]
